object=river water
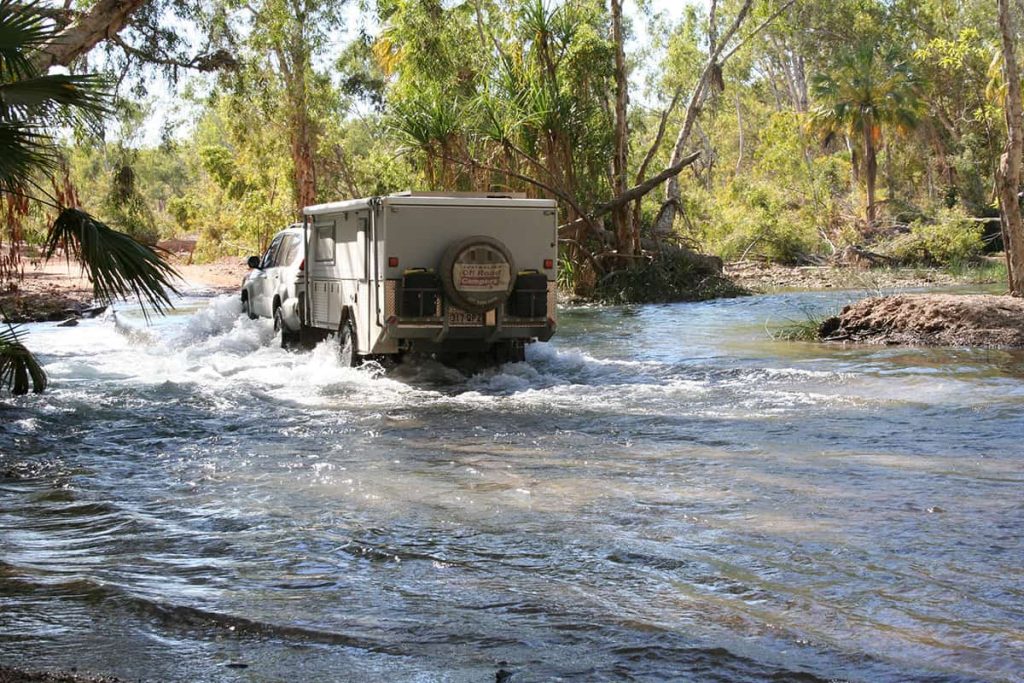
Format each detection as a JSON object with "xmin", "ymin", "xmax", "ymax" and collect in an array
[{"xmin": 1, "ymin": 289, "xmax": 1022, "ymax": 682}]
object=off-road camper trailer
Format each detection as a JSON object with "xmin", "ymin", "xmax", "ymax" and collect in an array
[{"xmin": 283, "ymin": 192, "xmax": 557, "ymax": 364}]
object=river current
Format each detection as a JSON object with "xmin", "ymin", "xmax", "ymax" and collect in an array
[{"xmin": 1, "ymin": 289, "xmax": 1022, "ymax": 682}]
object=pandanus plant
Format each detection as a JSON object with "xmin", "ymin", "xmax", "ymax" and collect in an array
[{"xmin": 0, "ymin": 0, "xmax": 180, "ymax": 394}]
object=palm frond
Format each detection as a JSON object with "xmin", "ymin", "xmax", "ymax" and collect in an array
[
  {"xmin": 0, "ymin": 73, "xmax": 111, "ymax": 124},
  {"xmin": 0, "ymin": 0, "xmax": 55, "ymax": 82},
  {"xmin": 0, "ymin": 120, "xmax": 55, "ymax": 190},
  {"xmin": 0, "ymin": 322, "xmax": 46, "ymax": 395},
  {"xmin": 45, "ymin": 208, "xmax": 182, "ymax": 318}
]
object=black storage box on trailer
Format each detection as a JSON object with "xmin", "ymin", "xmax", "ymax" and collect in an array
[
  {"xmin": 400, "ymin": 270, "xmax": 441, "ymax": 318},
  {"xmin": 509, "ymin": 271, "xmax": 548, "ymax": 318}
]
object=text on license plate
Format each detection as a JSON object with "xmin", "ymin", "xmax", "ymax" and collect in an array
[{"xmin": 448, "ymin": 309, "xmax": 483, "ymax": 325}]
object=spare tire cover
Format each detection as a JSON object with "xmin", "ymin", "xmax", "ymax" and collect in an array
[{"xmin": 439, "ymin": 235, "xmax": 516, "ymax": 313}]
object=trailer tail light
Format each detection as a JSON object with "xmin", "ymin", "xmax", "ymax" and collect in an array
[
  {"xmin": 388, "ymin": 256, "xmax": 399, "ymax": 267},
  {"xmin": 543, "ymin": 259, "xmax": 554, "ymax": 270},
  {"xmin": 298, "ymin": 259, "xmax": 304, "ymax": 271}
]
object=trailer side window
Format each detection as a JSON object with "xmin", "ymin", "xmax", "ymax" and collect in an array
[{"xmin": 315, "ymin": 222, "xmax": 335, "ymax": 263}]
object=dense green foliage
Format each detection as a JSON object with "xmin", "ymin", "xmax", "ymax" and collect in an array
[{"xmin": 4, "ymin": 0, "xmax": 1022, "ymax": 291}]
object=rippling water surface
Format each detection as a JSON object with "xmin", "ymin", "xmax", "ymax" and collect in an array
[{"xmin": 2, "ymin": 290, "xmax": 1023, "ymax": 682}]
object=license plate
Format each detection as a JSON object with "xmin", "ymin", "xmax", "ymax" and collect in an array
[{"xmin": 448, "ymin": 309, "xmax": 483, "ymax": 325}]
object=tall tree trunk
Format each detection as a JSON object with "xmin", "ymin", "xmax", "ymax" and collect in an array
[
  {"xmin": 32, "ymin": 0, "xmax": 149, "ymax": 69},
  {"xmin": 864, "ymin": 120, "xmax": 878, "ymax": 230},
  {"xmin": 735, "ymin": 91, "xmax": 745, "ymax": 174},
  {"xmin": 610, "ymin": 0, "xmax": 632, "ymax": 256},
  {"xmin": 334, "ymin": 144, "xmax": 361, "ymax": 197},
  {"xmin": 996, "ymin": 0, "xmax": 1024, "ymax": 295},
  {"xmin": 793, "ymin": 53, "xmax": 809, "ymax": 113},
  {"xmin": 276, "ymin": 35, "xmax": 317, "ymax": 212},
  {"xmin": 291, "ymin": 105, "xmax": 317, "ymax": 209},
  {"xmin": 885, "ymin": 139, "xmax": 894, "ymax": 208},
  {"xmin": 848, "ymin": 136, "xmax": 860, "ymax": 186}
]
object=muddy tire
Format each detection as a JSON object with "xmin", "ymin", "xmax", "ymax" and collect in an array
[
  {"xmin": 242, "ymin": 294, "xmax": 257, "ymax": 320},
  {"xmin": 338, "ymin": 317, "xmax": 358, "ymax": 367},
  {"xmin": 492, "ymin": 341, "xmax": 526, "ymax": 365},
  {"xmin": 439, "ymin": 235, "xmax": 516, "ymax": 313},
  {"xmin": 274, "ymin": 306, "xmax": 299, "ymax": 349}
]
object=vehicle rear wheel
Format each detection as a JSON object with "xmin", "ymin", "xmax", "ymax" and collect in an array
[
  {"xmin": 491, "ymin": 341, "xmax": 526, "ymax": 365},
  {"xmin": 241, "ymin": 294, "xmax": 257, "ymax": 320},
  {"xmin": 274, "ymin": 306, "xmax": 299, "ymax": 349},
  {"xmin": 338, "ymin": 317, "xmax": 358, "ymax": 367}
]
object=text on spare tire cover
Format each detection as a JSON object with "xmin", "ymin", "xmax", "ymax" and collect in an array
[
  {"xmin": 451, "ymin": 244, "xmax": 511, "ymax": 293},
  {"xmin": 453, "ymin": 262, "xmax": 510, "ymax": 292}
]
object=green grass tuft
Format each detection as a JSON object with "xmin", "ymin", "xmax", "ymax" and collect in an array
[{"xmin": 768, "ymin": 308, "xmax": 834, "ymax": 342}]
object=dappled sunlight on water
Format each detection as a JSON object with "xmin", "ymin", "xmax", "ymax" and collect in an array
[{"xmin": 1, "ymin": 290, "xmax": 1023, "ymax": 681}]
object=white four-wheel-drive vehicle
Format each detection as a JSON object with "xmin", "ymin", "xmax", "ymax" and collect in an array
[
  {"xmin": 241, "ymin": 223, "xmax": 304, "ymax": 335},
  {"xmin": 241, "ymin": 192, "xmax": 558, "ymax": 365}
]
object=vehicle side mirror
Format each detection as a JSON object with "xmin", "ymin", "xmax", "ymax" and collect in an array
[{"xmin": 247, "ymin": 255, "xmax": 261, "ymax": 269}]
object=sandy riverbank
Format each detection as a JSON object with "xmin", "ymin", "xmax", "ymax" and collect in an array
[{"xmin": 0, "ymin": 257, "xmax": 249, "ymax": 323}]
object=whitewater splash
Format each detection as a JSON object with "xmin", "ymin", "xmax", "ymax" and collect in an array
[{"xmin": 21, "ymin": 292, "xmax": 878, "ymax": 419}]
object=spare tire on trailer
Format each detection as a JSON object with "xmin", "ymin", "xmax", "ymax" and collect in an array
[{"xmin": 439, "ymin": 235, "xmax": 516, "ymax": 314}]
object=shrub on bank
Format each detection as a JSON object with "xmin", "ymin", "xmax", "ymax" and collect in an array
[
  {"xmin": 883, "ymin": 206, "xmax": 984, "ymax": 267},
  {"xmin": 593, "ymin": 249, "xmax": 748, "ymax": 304},
  {"xmin": 701, "ymin": 179, "xmax": 824, "ymax": 264}
]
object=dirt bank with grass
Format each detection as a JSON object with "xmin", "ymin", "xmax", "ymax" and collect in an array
[
  {"xmin": 818, "ymin": 294, "xmax": 1024, "ymax": 347},
  {"xmin": 726, "ymin": 258, "xmax": 1005, "ymax": 293},
  {"xmin": 0, "ymin": 257, "xmax": 249, "ymax": 323}
]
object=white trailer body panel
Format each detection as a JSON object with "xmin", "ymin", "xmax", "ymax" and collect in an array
[
  {"xmin": 380, "ymin": 201, "xmax": 557, "ymax": 281},
  {"xmin": 302, "ymin": 195, "xmax": 557, "ymax": 358},
  {"xmin": 305, "ymin": 207, "xmax": 380, "ymax": 355}
]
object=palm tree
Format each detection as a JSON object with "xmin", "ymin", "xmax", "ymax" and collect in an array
[
  {"xmin": 811, "ymin": 42, "xmax": 922, "ymax": 230},
  {"xmin": 1, "ymin": 0, "xmax": 180, "ymax": 395}
]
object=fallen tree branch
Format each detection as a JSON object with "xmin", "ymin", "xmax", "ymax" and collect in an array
[
  {"xmin": 558, "ymin": 238, "xmax": 605, "ymax": 275},
  {"xmin": 593, "ymin": 151, "xmax": 701, "ymax": 217}
]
